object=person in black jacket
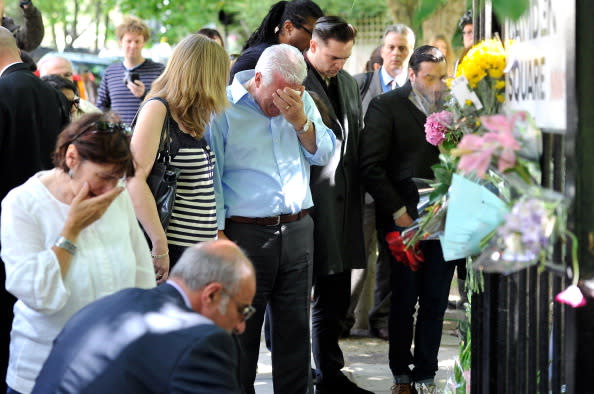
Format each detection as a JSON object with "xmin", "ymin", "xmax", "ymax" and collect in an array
[
  {"xmin": 359, "ymin": 45, "xmax": 456, "ymax": 394},
  {"xmin": 0, "ymin": 26, "xmax": 67, "ymax": 393},
  {"xmin": 229, "ymin": 0, "xmax": 323, "ymax": 81},
  {"xmin": 32, "ymin": 240, "xmax": 256, "ymax": 394},
  {"xmin": 303, "ymin": 16, "xmax": 370, "ymax": 394}
]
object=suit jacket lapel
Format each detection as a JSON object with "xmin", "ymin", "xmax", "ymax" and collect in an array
[{"xmin": 396, "ymin": 81, "xmax": 427, "ymax": 131}]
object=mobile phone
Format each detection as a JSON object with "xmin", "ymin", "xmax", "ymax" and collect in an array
[{"xmin": 123, "ymin": 71, "xmax": 140, "ymax": 86}]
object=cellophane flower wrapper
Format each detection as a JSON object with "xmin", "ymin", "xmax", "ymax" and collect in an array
[{"xmin": 472, "ymin": 188, "xmax": 567, "ymax": 274}]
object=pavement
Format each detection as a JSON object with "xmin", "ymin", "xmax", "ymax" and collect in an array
[{"xmin": 253, "ymin": 297, "xmax": 466, "ymax": 393}]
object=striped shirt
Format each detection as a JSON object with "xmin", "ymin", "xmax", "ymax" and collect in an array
[
  {"xmin": 96, "ymin": 59, "xmax": 165, "ymax": 125},
  {"xmin": 167, "ymin": 124, "xmax": 218, "ymax": 246}
]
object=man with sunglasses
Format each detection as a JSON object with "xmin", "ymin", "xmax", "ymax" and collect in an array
[{"xmin": 33, "ymin": 240, "xmax": 256, "ymax": 394}]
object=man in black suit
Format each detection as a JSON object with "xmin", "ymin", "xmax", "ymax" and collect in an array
[
  {"xmin": 360, "ymin": 46, "xmax": 455, "ymax": 394},
  {"xmin": 303, "ymin": 16, "xmax": 370, "ymax": 394},
  {"xmin": 0, "ymin": 26, "xmax": 67, "ymax": 392},
  {"xmin": 33, "ymin": 240, "xmax": 256, "ymax": 394},
  {"xmin": 347, "ymin": 23, "xmax": 416, "ymax": 341}
]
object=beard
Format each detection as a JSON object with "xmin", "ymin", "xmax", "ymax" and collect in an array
[{"xmin": 412, "ymin": 85, "xmax": 446, "ymax": 114}]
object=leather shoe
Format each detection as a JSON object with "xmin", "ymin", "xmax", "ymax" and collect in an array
[
  {"xmin": 315, "ymin": 372, "xmax": 374, "ymax": 394},
  {"xmin": 370, "ymin": 326, "xmax": 389, "ymax": 340},
  {"xmin": 391, "ymin": 383, "xmax": 418, "ymax": 394}
]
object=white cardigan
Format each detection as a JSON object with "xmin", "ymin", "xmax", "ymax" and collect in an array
[{"xmin": 1, "ymin": 172, "xmax": 156, "ymax": 393}]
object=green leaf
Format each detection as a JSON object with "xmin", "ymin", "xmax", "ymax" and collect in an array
[{"xmin": 492, "ymin": 0, "xmax": 530, "ymax": 21}]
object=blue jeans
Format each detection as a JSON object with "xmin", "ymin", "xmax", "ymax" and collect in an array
[{"xmin": 7, "ymin": 387, "xmax": 22, "ymax": 394}]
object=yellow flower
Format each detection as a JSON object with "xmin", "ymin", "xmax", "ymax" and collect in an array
[
  {"xmin": 496, "ymin": 94, "xmax": 505, "ymax": 103},
  {"xmin": 495, "ymin": 80, "xmax": 506, "ymax": 90},
  {"xmin": 465, "ymin": 99, "xmax": 474, "ymax": 106}
]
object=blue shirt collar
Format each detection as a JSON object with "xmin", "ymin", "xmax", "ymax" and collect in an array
[{"xmin": 230, "ymin": 69, "xmax": 255, "ymax": 104}]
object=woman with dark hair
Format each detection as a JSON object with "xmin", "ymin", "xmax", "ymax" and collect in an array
[
  {"xmin": 1, "ymin": 113, "xmax": 155, "ymax": 394},
  {"xmin": 229, "ymin": 0, "xmax": 323, "ymax": 81},
  {"xmin": 41, "ymin": 74, "xmax": 80, "ymax": 119}
]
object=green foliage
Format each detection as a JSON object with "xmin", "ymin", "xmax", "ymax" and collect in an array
[{"xmin": 492, "ymin": 0, "xmax": 530, "ymax": 21}]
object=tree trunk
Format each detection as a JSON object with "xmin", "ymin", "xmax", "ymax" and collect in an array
[
  {"xmin": 421, "ymin": 0, "xmax": 466, "ymax": 46},
  {"xmin": 385, "ymin": 0, "xmax": 416, "ymax": 28}
]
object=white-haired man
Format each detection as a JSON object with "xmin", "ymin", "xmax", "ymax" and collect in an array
[{"xmin": 206, "ymin": 43, "xmax": 335, "ymax": 394}]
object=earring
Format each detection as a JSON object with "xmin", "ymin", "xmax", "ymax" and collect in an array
[{"xmin": 68, "ymin": 169, "xmax": 73, "ymax": 178}]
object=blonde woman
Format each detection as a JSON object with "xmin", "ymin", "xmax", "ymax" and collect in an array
[
  {"xmin": 430, "ymin": 34, "xmax": 455, "ymax": 77},
  {"xmin": 128, "ymin": 34, "xmax": 229, "ymax": 281}
]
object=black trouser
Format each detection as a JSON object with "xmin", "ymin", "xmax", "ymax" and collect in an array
[
  {"xmin": 225, "ymin": 217, "xmax": 314, "ymax": 394},
  {"xmin": 384, "ymin": 230, "xmax": 457, "ymax": 382},
  {"xmin": 312, "ymin": 271, "xmax": 351, "ymax": 382}
]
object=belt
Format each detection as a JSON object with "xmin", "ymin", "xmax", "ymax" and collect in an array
[{"xmin": 227, "ymin": 209, "xmax": 309, "ymax": 226}]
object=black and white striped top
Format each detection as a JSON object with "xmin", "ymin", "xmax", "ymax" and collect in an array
[
  {"xmin": 166, "ymin": 125, "xmax": 218, "ymax": 246},
  {"xmin": 96, "ymin": 59, "xmax": 165, "ymax": 125}
]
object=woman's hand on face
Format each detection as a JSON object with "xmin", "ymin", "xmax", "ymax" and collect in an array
[{"xmin": 65, "ymin": 182, "xmax": 124, "ymax": 237}]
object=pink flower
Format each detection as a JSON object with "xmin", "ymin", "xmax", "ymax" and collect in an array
[
  {"xmin": 452, "ymin": 114, "xmax": 522, "ymax": 178},
  {"xmin": 425, "ymin": 110, "xmax": 453, "ymax": 146},
  {"xmin": 555, "ymin": 285, "xmax": 587, "ymax": 308},
  {"xmin": 455, "ymin": 134, "xmax": 495, "ymax": 178}
]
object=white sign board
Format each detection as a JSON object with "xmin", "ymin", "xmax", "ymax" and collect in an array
[{"xmin": 504, "ymin": 0, "xmax": 573, "ymax": 131}]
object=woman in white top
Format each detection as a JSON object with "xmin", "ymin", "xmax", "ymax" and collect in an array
[{"xmin": 1, "ymin": 113, "xmax": 156, "ymax": 394}]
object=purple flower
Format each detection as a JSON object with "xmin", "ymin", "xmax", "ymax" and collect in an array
[
  {"xmin": 425, "ymin": 110, "xmax": 454, "ymax": 146},
  {"xmin": 497, "ymin": 198, "xmax": 549, "ymax": 258}
]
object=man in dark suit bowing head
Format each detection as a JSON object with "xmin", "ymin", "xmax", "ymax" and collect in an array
[
  {"xmin": 33, "ymin": 240, "xmax": 256, "ymax": 394},
  {"xmin": 360, "ymin": 45, "xmax": 456, "ymax": 394},
  {"xmin": 303, "ymin": 16, "xmax": 371, "ymax": 394}
]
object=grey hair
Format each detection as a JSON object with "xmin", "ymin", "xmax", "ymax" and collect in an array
[
  {"xmin": 255, "ymin": 43, "xmax": 307, "ymax": 86},
  {"xmin": 170, "ymin": 240, "xmax": 253, "ymax": 296},
  {"xmin": 382, "ymin": 24, "xmax": 416, "ymax": 48}
]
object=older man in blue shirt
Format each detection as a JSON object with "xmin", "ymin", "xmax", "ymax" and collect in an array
[{"xmin": 206, "ymin": 44, "xmax": 335, "ymax": 394}]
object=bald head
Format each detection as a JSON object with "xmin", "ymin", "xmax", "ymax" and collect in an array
[
  {"xmin": 170, "ymin": 239, "xmax": 255, "ymax": 294},
  {"xmin": 38, "ymin": 56, "xmax": 74, "ymax": 80},
  {"xmin": 0, "ymin": 27, "xmax": 20, "ymax": 65}
]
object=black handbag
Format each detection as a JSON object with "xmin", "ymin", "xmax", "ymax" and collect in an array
[{"xmin": 132, "ymin": 97, "xmax": 181, "ymax": 231}]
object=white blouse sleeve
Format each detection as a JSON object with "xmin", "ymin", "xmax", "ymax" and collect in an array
[
  {"xmin": 122, "ymin": 189, "xmax": 156, "ymax": 288},
  {"xmin": 1, "ymin": 192, "xmax": 70, "ymax": 314}
]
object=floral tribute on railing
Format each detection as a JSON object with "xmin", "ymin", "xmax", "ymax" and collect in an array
[
  {"xmin": 400, "ymin": 37, "xmax": 583, "ymax": 310},
  {"xmin": 410, "ymin": 37, "xmax": 584, "ymax": 394}
]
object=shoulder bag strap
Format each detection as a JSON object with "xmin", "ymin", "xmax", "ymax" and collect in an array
[{"xmin": 130, "ymin": 97, "xmax": 172, "ymax": 163}]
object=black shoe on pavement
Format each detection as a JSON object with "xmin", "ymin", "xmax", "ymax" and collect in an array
[{"xmin": 315, "ymin": 372, "xmax": 374, "ymax": 394}]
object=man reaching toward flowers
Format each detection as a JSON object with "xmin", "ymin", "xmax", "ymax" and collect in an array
[{"xmin": 359, "ymin": 45, "xmax": 460, "ymax": 394}]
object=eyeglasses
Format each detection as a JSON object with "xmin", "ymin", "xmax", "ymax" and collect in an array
[
  {"xmin": 68, "ymin": 121, "xmax": 132, "ymax": 146},
  {"xmin": 221, "ymin": 287, "xmax": 256, "ymax": 321},
  {"xmin": 300, "ymin": 25, "xmax": 313, "ymax": 36},
  {"xmin": 69, "ymin": 96, "xmax": 80, "ymax": 109}
]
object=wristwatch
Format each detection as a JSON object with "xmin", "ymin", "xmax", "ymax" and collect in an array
[
  {"xmin": 54, "ymin": 236, "xmax": 77, "ymax": 255},
  {"xmin": 295, "ymin": 119, "xmax": 312, "ymax": 135}
]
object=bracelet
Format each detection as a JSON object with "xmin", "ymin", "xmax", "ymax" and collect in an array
[
  {"xmin": 54, "ymin": 236, "xmax": 77, "ymax": 255},
  {"xmin": 151, "ymin": 251, "xmax": 169, "ymax": 259}
]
